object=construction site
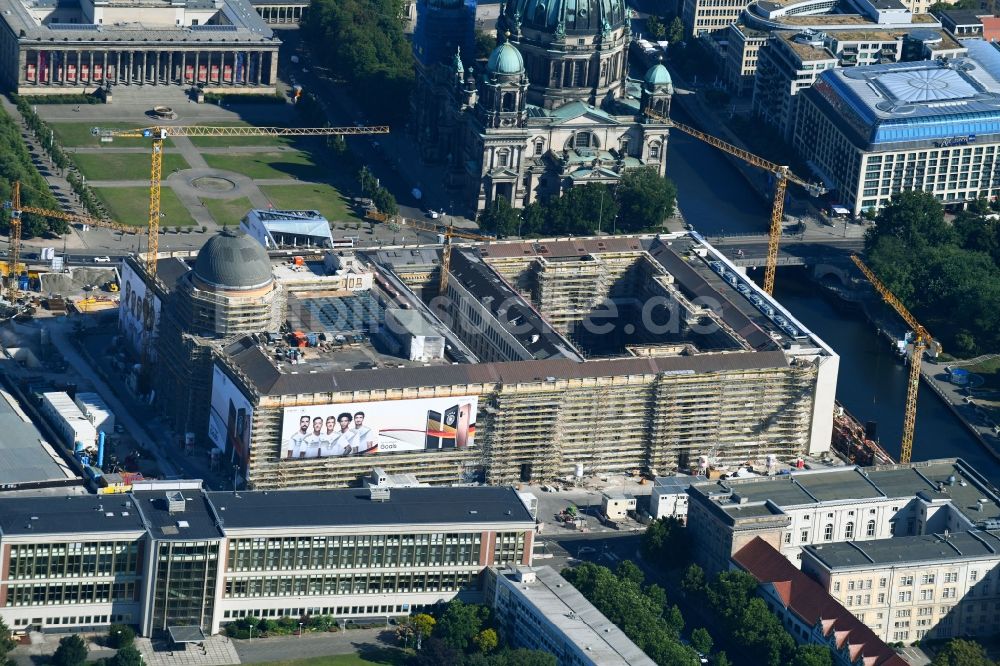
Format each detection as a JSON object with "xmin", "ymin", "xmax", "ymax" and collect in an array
[{"xmin": 129, "ymin": 228, "xmax": 843, "ymax": 490}]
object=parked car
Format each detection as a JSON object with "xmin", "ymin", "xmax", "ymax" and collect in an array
[{"xmin": 93, "ymin": 256, "xmax": 111, "ymax": 263}]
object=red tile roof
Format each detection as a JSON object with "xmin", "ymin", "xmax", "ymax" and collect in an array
[
  {"xmin": 732, "ymin": 537, "xmax": 909, "ymax": 666},
  {"xmin": 982, "ymin": 17, "xmax": 1000, "ymax": 42}
]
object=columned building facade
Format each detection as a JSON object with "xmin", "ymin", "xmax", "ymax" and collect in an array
[{"xmin": 0, "ymin": 0, "xmax": 280, "ymax": 95}]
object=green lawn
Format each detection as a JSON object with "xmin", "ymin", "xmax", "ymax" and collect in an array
[
  {"xmin": 201, "ymin": 196, "xmax": 253, "ymax": 227},
  {"xmin": 92, "ymin": 186, "xmax": 197, "ymax": 227},
  {"xmin": 73, "ymin": 152, "xmax": 190, "ymax": 182},
  {"xmin": 252, "ymin": 648, "xmax": 409, "ymax": 666},
  {"xmin": 51, "ymin": 122, "xmax": 175, "ymax": 148},
  {"xmin": 187, "ymin": 121, "xmax": 304, "ymax": 148},
  {"xmin": 259, "ymin": 183, "xmax": 361, "ymax": 224},
  {"xmin": 203, "ymin": 150, "xmax": 323, "ymax": 180}
]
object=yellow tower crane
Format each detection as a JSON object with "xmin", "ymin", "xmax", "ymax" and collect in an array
[
  {"xmin": 384, "ymin": 214, "xmax": 495, "ymax": 294},
  {"xmin": 851, "ymin": 254, "xmax": 937, "ymax": 464},
  {"xmin": 643, "ymin": 109, "xmax": 825, "ymax": 294},
  {"xmin": 3, "ymin": 180, "xmax": 138, "ymax": 301},
  {"xmin": 93, "ymin": 124, "xmax": 390, "ymax": 279}
]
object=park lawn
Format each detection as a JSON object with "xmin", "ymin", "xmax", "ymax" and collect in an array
[
  {"xmin": 963, "ymin": 356, "xmax": 1000, "ymax": 390},
  {"xmin": 92, "ymin": 186, "xmax": 196, "ymax": 227},
  {"xmin": 50, "ymin": 122, "xmax": 175, "ymax": 148},
  {"xmin": 187, "ymin": 121, "xmax": 302, "ymax": 148},
  {"xmin": 72, "ymin": 152, "xmax": 190, "ymax": 182},
  {"xmin": 258, "ymin": 183, "xmax": 361, "ymax": 224},
  {"xmin": 201, "ymin": 196, "xmax": 253, "ymax": 227},
  {"xmin": 203, "ymin": 150, "xmax": 323, "ymax": 181},
  {"xmin": 252, "ymin": 649, "xmax": 409, "ymax": 666}
]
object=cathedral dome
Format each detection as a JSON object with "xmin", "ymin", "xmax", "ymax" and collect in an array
[
  {"xmin": 644, "ymin": 63, "xmax": 672, "ymax": 88},
  {"xmin": 192, "ymin": 228, "xmax": 273, "ymax": 291},
  {"xmin": 503, "ymin": 0, "xmax": 627, "ymax": 35},
  {"xmin": 487, "ymin": 42, "xmax": 525, "ymax": 75}
]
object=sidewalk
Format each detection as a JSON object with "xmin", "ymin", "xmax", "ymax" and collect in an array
[{"xmin": 10, "ymin": 632, "xmax": 115, "ymax": 666}]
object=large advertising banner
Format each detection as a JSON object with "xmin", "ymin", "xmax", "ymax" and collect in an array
[
  {"xmin": 209, "ymin": 365, "xmax": 254, "ymax": 471},
  {"xmin": 119, "ymin": 261, "xmax": 160, "ymax": 362},
  {"xmin": 281, "ymin": 397, "xmax": 478, "ymax": 460}
]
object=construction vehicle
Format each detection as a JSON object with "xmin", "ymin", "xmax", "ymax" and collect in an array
[
  {"xmin": 644, "ymin": 109, "xmax": 825, "ymax": 294},
  {"xmin": 851, "ymin": 254, "xmax": 937, "ymax": 464},
  {"xmin": 91, "ymin": 122, "xmax": 389, "ymax": 371},
  {"xmin": 2, "ymin": 180, "xmax": 137, "ymax": 302}
]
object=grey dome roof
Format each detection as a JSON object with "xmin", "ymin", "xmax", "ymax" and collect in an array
[
  {"xmin": 502, "ymin": 0, "xmax": 627, "ymax": 34},
  {"xmin": 487, "ymin": 42, "xmax": 525, "ymax": 75},
  {"xmin": 192, "ymin": 228, "xmax": 273, "ymax": 290}
]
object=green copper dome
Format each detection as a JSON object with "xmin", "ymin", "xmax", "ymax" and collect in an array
[
  {"xmin": 644, "ymin": 63, "xmax": 672, "ymax": 87},
  {"xmin": 487, "ymin": 42, "xmax": 525, "ymax": 75}
]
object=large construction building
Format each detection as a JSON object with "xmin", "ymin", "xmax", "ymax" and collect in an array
[
  {"xmin": 0, "ymin": 0, "xmax": 280, "ymax": 95},
  {"xmin": 121, "ymin": 231, "xmax": 839, "ymax": 489}
]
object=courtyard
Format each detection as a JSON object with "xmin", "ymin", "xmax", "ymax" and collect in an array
[{"xmin": 41, "ymin": 100, "xmax": 366, "ymax": 233}]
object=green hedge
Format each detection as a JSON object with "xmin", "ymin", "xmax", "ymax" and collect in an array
[
  {"xmin": 204, "ymin": 92, "xmax": 286, "ymax": 105},
  {"xmin": 19, "ymin": 93, "xmax": 102, "ymax": 105}
]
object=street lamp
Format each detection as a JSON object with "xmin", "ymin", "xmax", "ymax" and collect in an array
[
  {"xmin": 248, "ymin": 624, "xmax": 253, "ymax": 644},
  {"xmin": 298, "ymin": 622, "xmax": 304, "ymax": 638}
]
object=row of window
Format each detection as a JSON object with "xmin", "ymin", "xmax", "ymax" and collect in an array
[
  {"xmin": 8, "ymin": 542, "xmax": 141, "ymax": 580},
  {"xmin": 222, "ymin": 604, "xmax": 411, "ymax": 620},
  {"xmin": 222, "ymin": 571, "xmax": 479, "ymax": 598},
  {"xmin": 226, "ymin": 533, "xmax": 488, "ymax": 572},
  {"xmin": 5, "ymin": 581, "xmax": 138, "ymax": 607},
  {"xmin": 10, "ymin": 614, "xmax": 131, "ymax": 628}
]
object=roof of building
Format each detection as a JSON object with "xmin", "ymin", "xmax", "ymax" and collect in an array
[
  {"xmin": 690, "ymin": 459, "xmax": 1000, "ymax": 525},
  {"xmin": 192, "ymin": 228, "xmax": 274, "ymax": 291},
  {"xmin": 495, "ymin": 566, "xmax": 657, "ymax": 666},
  {"xmin": 243, "ymin": 209, "xmax": 333, "ymax": 245},
  {"xmin": 0, "ymin": 493, "xmax": 146, "ymax": 536},
  {"xmin": 0, "ymin": 0, "xmax": 274, "ymax": 43},
  {"xmin": 937, "ymin": 9, "xmax": 983, "ymax": 26},
  {"xmin": 0, "ymin": 390, "xmax": 76, "ymax": 486},
  {"xmin": 778, "ymin": 32, "xmax": 838, "ymax": 62},
  {"xmin": 501, "ymin": 0, "xmax": 626, "ymax": 35},
  {"xmin": 654, "ymin": 475, "xmax": 707, "ymax": 493},
  {"xmin": 154, "ymin": 257, "xmax": 193, "ymax": 294},
  {"xmin": 487, "ymin": 41, "xmax": 524, "ymax": 75},
  {"xmin": 133, "ymin": 488, "xmax": 223, "ymax": 540},
  {"xmin": 808, "ymin": 38, "xmax": 1000, "ymax": 146},
  {"xmin": 207, "ymin": 485, "xmax": 534, "ymax": 529},
  {"xmin": 804, "ymin": 530, "xmax": 1000, "ymax": 569},
  {"xmin": 644, "ymin": 63, "xmax": 672, "ymax": 87},
  {"xmin": 733, "ymin": 538, "xmax": 908, "ymax": 666}
]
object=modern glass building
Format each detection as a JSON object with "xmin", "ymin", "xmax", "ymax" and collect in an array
[
  {"xmin": 0, "ymin": 482, "xmax": 535, "ymax": 637},
  {"xmin": 795, "ymin": 38, "xmax": 1000, "ymax": 215}
]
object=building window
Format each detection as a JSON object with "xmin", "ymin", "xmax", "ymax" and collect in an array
[
  {"xmin": 800, "ymin": 529, "xmax": 809, "ymax": 543},
  {"xmin": 573, "ymin": 132, "xmax": 593, "ymax": 149},
  {"xmin": 497, "ymin": 150, "xmax": 510, "ymax": 167},
  {"xmin": 844, "ymin": 522, "xmax": 854, "ymax": 539},
  {"xmin": 620, "ymin": 138, "xmax": 630, "ymax": 155},
  {"xmin": 650, "ymin": 142, "xmax": 661, "ymax": 159},
  {"xmin": 784, "ymin": 532, "xmax": 791, "ymax": 544},
  {"xmin": 534, "ymin": 140, "xmax": 545, "ymax": 156},
  {"xmin": 921, "ymin": 574, "xmax": 936, "ymax": 585},
  {"xmin": 867, "ymin": 520, "xmax": 876, "ymax": 537},
  {"xmin": 823, "ymin": 524, "xmax": 834, "ymax": 541}
]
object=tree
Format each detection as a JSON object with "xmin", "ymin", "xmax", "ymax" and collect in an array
[
  {"xmin": 709, "ymin": 652, "xmax": 733, "ymax": 666},
  {"xmin": 491, "ymin": 649, "xmax": 558, "ymax": 666},
  {"xmin": 358, "ymin": 166, "xmax": 377, "ymax": 196},
  {"xmin": 680, "ymin": 563, "xmax": 706, "ymax": 597},
  {"xmin": 411, "ymin": 637, "xmax": 463, "ymax": 666},
  {"xmin": 667, "ymin": 18, "xmax": 685, "ymax": 46},
  {"xmin": 616, "ymin": 560, "xmax": 645, "ymax": 587},
  {"xmin": 475, "ymin": 30, "xmax": 497, "ymax": 61},
  {"xmin": 412, "ymin": 613, "xmax": 436, "ymax": 650},
  {"xmin": 107, "ymin": 624, "xmax": 135, "ymax": 649},
  {"xmin": 372, "ymin": 187, "xmax": 398, "ymax": 216},
  {"xmin": 866, "ymin": 190, "xmax": 955, "ymax": 250},
  {"xmin": 931, "ymin": 638, "xmax": 995, "ymax": 666},
  {"xmin": 109, "ymin": 645, "xmax": 143, "ymax": 666},
  {"xmin": 615, "ymin": 168, "xmax": 677, "ymax": 232},
  {"xmin": 690, "ymin": 627, "xmax": 713, "ymax": 655},
  {"xmin": 434, "ymin": 600, "xmax": 488, "ymax": 651},
  {"xmin": 646, "ymin": 16, "xmax": 666, "ymax": 40},
  {"xmin": 473, "ymin": 628, "xmax": 499, "ymax": 654},
  {"xmin": 479, "ymin": 197, "xmax": 520, "ymax": 238},
  {"xmin": 790, "ymin": 644, "xmax": 834, "ymax": 666},
  {"xmin": 0, "ymin": 618, "xmax": 15, "ymax": 666},
  {"xmin": 641, "ymin": 517, "xmax": 691, "ymax": 569},
  {"xmin": 52, "ymin": 635, "xmax": 88, "ymax": 666}
]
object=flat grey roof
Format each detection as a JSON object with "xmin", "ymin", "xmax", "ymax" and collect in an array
[
  {"xmin": 0, "ymin": 389, "xmax": 76, "ymax": 486},
  {"xmin": 133, "ymin": 489, "xmax": 223, "ymax": 540},
  {"xmin": 0, "ymin": 493, "xmax": 145, "ymax": 536},
  {"xmin": 501, "ymin": 566, "xmax": 657, "ymax": 666},
  {"xmin": 207, "ymin": 486, "xmax": 534, "ymax": 529},
  {"xmin": 0, "ymin": 0, "xmax": 274, "ymax": 43},
  {"xmin": 805, "ymin": 530, "xmax": 1000, "ymax": 569}
]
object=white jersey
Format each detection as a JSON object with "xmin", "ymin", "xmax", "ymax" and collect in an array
[
  {"xmin": 286, "ymin": 430, "xmax": 308, "ymax": 458},
  {"xmin": 352, "ymin": 425, "xmax": 373, "ymax": 451}
]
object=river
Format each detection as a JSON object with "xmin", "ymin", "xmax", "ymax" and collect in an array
[{"xmin": 665, "ymin": 106, "xmax": 1000, "ymax": 483}]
